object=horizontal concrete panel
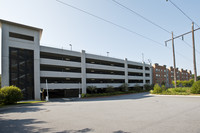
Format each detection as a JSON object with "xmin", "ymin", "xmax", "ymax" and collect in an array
[
  {"xmin": 40, "ymin": 71, "xmax": 81, "ymax": 78},
  {"xmin": 128, "ymin": 68, "xmax": 143, "ymax": 73},
  {"xmin": 127, "ymin": 61, "xmax": 151, "ymax": 67},
  {"xmin": 40, "ymin": 58, "xmax": 81, "ymax": 67},
  {"xmin": 40, "ymin": 83, "xmax": 80, "ymax": 89},
  {"xmin": 40, "ymin": 46, "xmax": 81, "ymax": 57},
  {"xmin": 86, "ymin": 63, "xmax": 125, "ymax": 71},
  {"xmin": 128, "ymin": 76, "xmax": 144, "ymax": 80},
  {"xmin": 86, "ymin": 83, "xmax": 122, "ymax": 88},
  {"xmin": 86, "ymin": 53, "xmax": 124, "ymax": 64},
  {"xmin": 145, "ymin": 70, "xmax": 150, "ymax": 73},
  {"xmin": 127, "ymin": 61, "xmax": 143, "ymax": 66},
  {"xmin": 86, "ymin": 74, "xmax": 125, "ymax": 79},
  {"xmin": 145, "ymin": 77, "xmax": 151, "ymax": 80},
  {"xmin": 8, "ymin": 41, "xmax": 35, "ymax": 50}
]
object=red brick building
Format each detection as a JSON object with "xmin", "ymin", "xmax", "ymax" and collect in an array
[{"xmin": 153, "ymin": 63, "xmax": 192, "ymax": 87}]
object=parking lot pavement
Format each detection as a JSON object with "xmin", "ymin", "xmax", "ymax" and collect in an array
[{"xmin": 0, "ymin": 92, "xmax": 200, "ymax": 133}]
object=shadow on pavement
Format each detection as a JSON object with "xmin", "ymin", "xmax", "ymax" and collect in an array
[
  {"xmin": 0, "ymin": 117, "xmax": 94, "ymax": 133},
  {"xmin": 113, "ymin": 130, "xmax": 131, "ymax": 133},
  {"xmin": 57, "ymin": 128, "xmax": 94, "ymax": 133},
  {"xmin": 0, "ymin": 118, "xmax": 50, "ymax": 133},
  {"xmin": 0, "ymin": 103, "xmax": 46, "ymax": 114}
]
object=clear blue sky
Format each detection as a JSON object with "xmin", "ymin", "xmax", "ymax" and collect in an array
[{"xmin": 1, "ymin": 0, "xmax": 200, "ymax": 74}]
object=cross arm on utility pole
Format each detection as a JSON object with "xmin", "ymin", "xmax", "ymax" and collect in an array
[{"xmin": 165, "ymin": 27, "xmax": 200, "ymax": 45}]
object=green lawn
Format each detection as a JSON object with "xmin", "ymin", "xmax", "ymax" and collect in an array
[{"xmin": 0, "ymin": 101, "xmax": 46, "ymax": 108}]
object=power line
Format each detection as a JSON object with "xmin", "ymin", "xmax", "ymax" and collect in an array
[
  {"xmin": 167, "ymin": 0, "xmax": 200, "ymax": 28},
  {"xmin": 56, "ymin": 0, "xmax": 164, "ymax": 47},
  {"xmin": 55, "ymin": 0, "xmax": 196, "ymax": 64},
  {"xmin": 112, "ymin": 0, "xmax": 171, "ymax": 34},
  {"xmin": 112, "ymin": 0, "xmax": 200, "ymax": 54}
]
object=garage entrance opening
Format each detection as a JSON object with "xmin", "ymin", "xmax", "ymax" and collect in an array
[{"xmin": 43, "ymin": 89, "xmax": 80, "ymax": 98}]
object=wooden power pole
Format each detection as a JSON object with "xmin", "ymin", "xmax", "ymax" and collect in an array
[
  {"xmin": 192, "ymin": 22, "xmax": 197, "ymax": 82},
  {"xmin": 165, "ymin": 24, "xmax": 200, "ymax": 84},
  {"xmin": 172, "ymin": 32, "xmax": 177, "ymax": 88}
]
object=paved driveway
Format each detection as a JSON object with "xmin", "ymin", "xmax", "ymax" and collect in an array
[{"xmin": 0, "ymin": 93, "xmax": 200, "ymax": 133}]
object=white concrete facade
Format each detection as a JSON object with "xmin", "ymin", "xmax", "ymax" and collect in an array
[
  {"xmin": 0, "ymin": 20, "xmax": 42, "ymax": 100},
  {"xmin": 0, "ymin": 20, "xmax": 152, "ymax": 100}
]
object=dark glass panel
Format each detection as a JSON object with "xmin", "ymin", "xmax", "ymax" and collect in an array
[{"xmin": 9, "ymin": 47, "xmax": 34, "ymax": 100}]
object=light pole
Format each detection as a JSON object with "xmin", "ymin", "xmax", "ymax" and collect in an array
[
  {"xmin": 79, "ymin": 82, "xmax": 81, "ymax": 98},
  {"xmin": 45, "ymin": 79, "xmax": 49, "ymax": 101},
  {"xmin": 107, "ymin": 52, "xmax": 109, "ymax": 57},
  {"xmin": 69, "ymin": 44, "xmax": 72, "ymax": 51}
]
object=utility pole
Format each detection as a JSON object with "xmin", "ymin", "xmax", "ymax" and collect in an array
[
  {"xmin": 165, "ymin": 25, "xmax": 200, "ymax": 83},
  {"xmin": 172, "ymin": 32, "xmax": 177, "ymax": 88},
  {"xmin": 192, "ymin": 22, "xmax": 197, "ymax": 82}
]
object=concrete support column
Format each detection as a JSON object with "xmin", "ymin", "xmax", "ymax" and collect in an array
[
  {"xmin": 1, "ymin": 23, "xmax": 9, "ymax": 87},
  {"xmin": 150, "ymin": 65, "xmax": 153, "ymax": 85},
  {"xmin": 81, "ymin": 50, "xmax": 86, "ymax": 94},
  {"xmin": 124, "ymin": 58, "xmax": 128, "ymax": 84},
  {"xmin": 34, "ymin": 32, "xmax": 40, "ymax": 100},
  {"xmin": 143, "ymin": 62, "xmax": 146, "ymax": 88}
]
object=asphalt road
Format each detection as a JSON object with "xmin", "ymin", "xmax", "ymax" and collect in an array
[{"xmin": 0, "ymin": 93, "xmax": 200, "ymax": 133}]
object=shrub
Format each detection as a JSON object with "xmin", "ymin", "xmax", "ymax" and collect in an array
[
  {"xmin": 166, "ymin": 87, "xmax": 190, "ymax": 95},
  {"xmin": 172, "ymin": 79, "xmax": 194, "ymax": 87},
  {"xmin": 187, "ymin": 79, "xmax": 194, "ymax": 87},
  {"xmin": 120, "ymin": 83, "xmax": 129, "ymax": 92},
  {"xmin": 152, "ymin": 84, "xmax": 162, "ymax": 94},
  {"xmin": 0, "ymin": 86, "xmax": 23, "ymax": 104},
  {"xmin": 81, "ymin": 93, "xmax": 87, "ymax": 98},
  {"xmin": 161, "ymin": 85, "xmax": 166, "ymax": 91},
  {"xmin": 133, "ymin": 84, "xmax": 143, "ymax": 92},
  {"xmin": 191, "ymin": 80, "xmax": 200, "ymax": 94},
  {"xmin": 87, "ymin": 86, "xmax": 97, "ymax": 94},
  {"xmin": 144, "ymin": 84, "xmax": 154, "ymax": 91},
  {"xmin": 105, "ymin": 85, "xmax": 115, "ymax": 93},
  {"xmin": 144, "ymin": 84, "xmax": 152, "ymax": 91},
  {"xmin": 0, "ymin": 91, "xmax": 3, "ymax": 104}
]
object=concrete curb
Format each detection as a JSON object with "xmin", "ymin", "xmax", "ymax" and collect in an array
[{"xmin": 149, "ymin": 94, "xmax": 200, "ymax": 98}]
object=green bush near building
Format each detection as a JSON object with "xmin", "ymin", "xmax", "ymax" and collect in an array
[
  {"xmin": 172, "ymin": 79, "xmax": 194, "ymax": 87},
  {"xmin": 120, "ymin": 83, "xmax": 129, "ymax": 92},
  {"xmin": 150, "ymin": 83, "xmax": 192, "ymax": 95},
  {"xmin": 105, "ymin": 85, "xmax": 115, "ymax": 93},
  {"xmin": 162, "ymin": 87, "xmax": 191, "ymax": 95},
  {"xmin": 191, "ymin": 80, "xmax": 200, "ymax": 94},
  {"xmin": 81, "ymin": 83, "xmax": 150, "ymax": 98},
  {"xmin": 87, "ymin": 86, "xmax": 97, "ymax": 94},
  {"xmin": 0, "ymin": 86, "xmax": 23, "ymax": 105},
  {"xmin": 144, "ymin": 84, "xmax": 154, "ymax": 91},
  {"xmin": 151, "ymin": 84, "xmax": 162, "ymax": 94}
]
